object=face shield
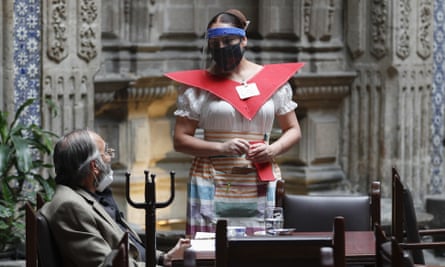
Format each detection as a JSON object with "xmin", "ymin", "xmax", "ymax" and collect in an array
[{"xmin": 202, "ymin": 27, "xmax": 246, "ymax": 74}]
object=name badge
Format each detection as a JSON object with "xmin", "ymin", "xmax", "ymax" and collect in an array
[{"xmin": 235, "ymin": 83, "xmax": 260, "ymax": 99}]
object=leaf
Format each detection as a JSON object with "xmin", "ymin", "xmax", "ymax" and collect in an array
[
  {"xmin": 0, "ymin": 180, "xmax": 13, "ymax": 203},
  {"xmin": 11, "ymin": 135, "xmax": 32, "ymax": 173},
  {"xmin": 10, "ymin": 98, "xmax": 35, "ymax": 130},
  {"xmin": 35, "ymin": 176, "xmax": 55, "ymax": 200},
  {"xmin": 29, "ymin": 125, "xmax": 57, "ymax": 154},
  {"xmin": 0, "ymin": 111, "xmax": 9, "ymax": 144},
  {"xmin": 0, "ymin": 203, "xmax": 13, "ymax": 218},
  {"xmin": 44, "ymin": 97, "xmax": 59, "ymax": 118},
  {"xmin": 0, "ymin": 145, "xmax": 11, "ymax": 177}
]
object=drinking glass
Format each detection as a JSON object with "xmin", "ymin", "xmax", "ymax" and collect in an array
[{"xmin": 264, "ymin": 207, "xmax": 284, "ymax": 235}]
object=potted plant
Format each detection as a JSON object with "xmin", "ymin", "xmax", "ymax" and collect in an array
[{"xmin": 0, "ymin": 98, "xmax": 58, "ymax": 259}]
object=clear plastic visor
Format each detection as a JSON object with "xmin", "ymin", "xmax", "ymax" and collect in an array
[{"xmin": 201, "ymin": 27, "xmax": 245, "ymax": 71}]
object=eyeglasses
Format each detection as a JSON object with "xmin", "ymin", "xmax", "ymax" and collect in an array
[{"xmin": 103, "ymin": 143, "xmax": 116, "ymax": 159}]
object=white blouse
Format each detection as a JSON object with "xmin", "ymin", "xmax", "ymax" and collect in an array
[{"xmin": 174, "ymin": 82, "xmax": 298, "ymax": 133}]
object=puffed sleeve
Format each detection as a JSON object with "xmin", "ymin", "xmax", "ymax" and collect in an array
[
  {"xmin": 273, "ymin": 82, "xmax": 298, "ymax": 115},
  {"xmin": 174, "ymin": 87, "xmax": 207, "ymax": 121}
]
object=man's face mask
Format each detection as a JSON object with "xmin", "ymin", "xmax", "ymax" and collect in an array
[
  {"xmin": 96, "ymin": 169, "xmax": 113, "ymax": 192},
  {"xmin": 94, "ymin": 157, "xmax": 114, "ymax": 192}
]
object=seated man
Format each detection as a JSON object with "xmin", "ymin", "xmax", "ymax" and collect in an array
[{"xmin": 40, "ymin": 129, "xmax": 190, "ymax": 267}]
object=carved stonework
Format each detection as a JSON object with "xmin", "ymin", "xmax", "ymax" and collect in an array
[
  {"xmin": 417, "ymin": 0, "xmax": 433, "ymax": 59},
  {"xmin": 95, "ymin": 77, "xmax": 178, "ymax": 118},
  {"xmin": 77, "ymin": 0, "xmax": 99, "ymax": 62},
  {"xmin": 295, "ymin": 83, "xmax": 350, "ymax": 104},
  {"xmin": 124, "ymin": 0, "xmax": 131, "ymax": 24},
  {"xmin": 42, "ymin": 0, "xmax": 100, "ymax": 134},
  {"xmin": 396, "ymin": 0, "xmax": 411, "ymax": 60},
  {"xmin": 258, "ymin": 0, "xmax": 300, "ymax": 39},
  {"xmin": 371, "ymin": 0, "xmax": 388, "ymax": 59},
  {"xmin": 42, "ymin": 74, "xmax": 93, "ymax": 135},
  {"xmin": 304, "ymin": 0, "xmax": 334, "ymax": 42},
  {"xmin": 346, "ymin": 0, "xmax": 366, "ymax": 59},
  {"xmin": 47, "ymin": 0, "xmax": 68, "ymax": 63}
]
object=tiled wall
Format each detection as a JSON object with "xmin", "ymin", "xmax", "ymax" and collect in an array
[
  {"xmin": 13, "ymin": 0, "xmax": 40, "ymax": 125},
  {"xmin": 432, "ymin": 0, "xmax": 444, "ymax": 193}
]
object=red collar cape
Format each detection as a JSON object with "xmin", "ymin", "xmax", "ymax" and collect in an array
[{"xmin": 164, "ymin": 62, "xmax": 305, "ymax": 120}]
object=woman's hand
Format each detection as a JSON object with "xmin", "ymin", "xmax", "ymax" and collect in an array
[
  {"xmin": 221, "ymin": 138, "xmax": 250, "ymax": 156},
  {"xmin": 162, "ymin": 238, "xmax": 191, "ymax": 266},
  {"xmin": 246, "ymin": 142, "xmax": 274, "ymax": 163}
]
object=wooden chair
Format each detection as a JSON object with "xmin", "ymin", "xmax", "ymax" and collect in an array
[
  {"xmin": 25, "ymin": 202, "xmax": 38, "ymax": 267},
  {"xmin": 374, "ymin": 223, "xmax": 390, "ymax": 267},
  {"xmin": 375, "ymin": 223, "xmax": 444, "ymax": 267},
  {"xmin": 390, "ymin": 236, "xmax": 417, "ymax": 267},
  {"xmin": 390, "ymin": 167, "xmax": 445, "ymax": 265},
  {"xmin": 278, "ymin": 180, "xmax": 381, "ymax": 232},
  {"xmin": 25, "ymin": 194, "xmax": 49, "ymax": 267},
  {"xmin": 26, "ymin": 199, "xmax": 64, "ymax": 267},
  {"xmin": 36, "ymin": 210, "xmax": 62, "ymax": 266},
  {"xmin": 215, "ymin": 217, "xmax": 345, "ymax": 267}
]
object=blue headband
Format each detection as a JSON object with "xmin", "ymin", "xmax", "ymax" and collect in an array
[{"xmin": 207, "ymin": 27, "xmax": 246, "ymax": 39}]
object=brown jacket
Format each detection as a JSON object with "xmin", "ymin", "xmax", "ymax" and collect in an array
[{"xmin": 40, "ymin": 185, "xmax": 158, "ymax": 267}]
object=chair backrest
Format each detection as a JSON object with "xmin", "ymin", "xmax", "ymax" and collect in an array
[
  {"xmin": 25, "ymin": 202, "xmax": 38, "ymax": 267},
  {"xmin": 390, "ymin": 237, "xmax": 415, "ymax": 267},
  {"xmin": 281, "ymin": 181, "xmax": 380, "ymax": 231},
  {"xmin": 391, "ymin": 167, "xmax": 425, "ymax": 264},
  {"xmin": 36, "ymin": 211, "xmax": 63, "ymax": 267},
  {"xmin": 26, "ymin": 194, "xmax": 53, "ymax": 267},
  {"xmin": 215, "ymin": 218, "xmax": 344, "ymax": 267},
  {"xmin": 374, "ymin": 222, "xmax": 397, "ymax": 267}
]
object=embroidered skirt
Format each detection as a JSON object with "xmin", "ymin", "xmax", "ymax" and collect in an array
[{"xmin": 185, "ymin": 130, "xmax": 281, "ymax": 236}]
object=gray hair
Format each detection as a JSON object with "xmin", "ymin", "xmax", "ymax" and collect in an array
[{"xmin": 54, "ymin": 129, "xmax": 100, "ymax": 187}]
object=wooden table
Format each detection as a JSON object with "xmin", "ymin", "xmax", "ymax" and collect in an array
[
  {"xmin": 344, "ymin": 231, "xmax": 375, "ymax": 265},
  {"xmin": 172, "ymin": 231, "xmax": 375, "ymax": 266}
]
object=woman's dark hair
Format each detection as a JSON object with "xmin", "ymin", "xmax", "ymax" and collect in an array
[
  {"xmin": 207, "ymin": 9, "xmax": 248, "ymax": 30},
  {"xmin": 53, "ymin": 129, "xmax": 99, "ymax": 187}
]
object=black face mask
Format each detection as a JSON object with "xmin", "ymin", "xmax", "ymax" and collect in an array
[{"xmin": 210, "ymin": 43, "xmax": 244, "ymax": 72}]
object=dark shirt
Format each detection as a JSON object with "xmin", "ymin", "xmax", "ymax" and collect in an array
[{"xmin": 92, "ymin": 188, "xmax": 146, "ymax": 261}]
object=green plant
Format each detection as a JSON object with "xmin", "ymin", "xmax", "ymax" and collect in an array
[{"xmin": 0, "ymin": 98, "xmax": 58, "ymax": 255}]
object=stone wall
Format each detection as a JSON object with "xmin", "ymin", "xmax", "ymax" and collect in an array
[
  {"xmin": 343, "ymin": 0, "xmax": 434, "ymax": 204},
  {"xmin": 1, "ymin": 0, "xmax": 441, "ymax": 230},
  {"xmin": 1, "ymin": 1, "xmax": 30, "ymax": 119}
]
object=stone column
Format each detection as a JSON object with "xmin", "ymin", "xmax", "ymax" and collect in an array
[
  {"xmin": 345, "ymin": 0, "xmax": 434, "ymax": 202},
  {"xmin": 0, "ymin": 1, "xmax": 15, "ymax": 115},
  {"xmin": 41, "ymin": 0, "xmax": 101, "ymax": 135},
  {"xmin": 288, "ymin": 75, "xmax": 354, "ymax": 193}
]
